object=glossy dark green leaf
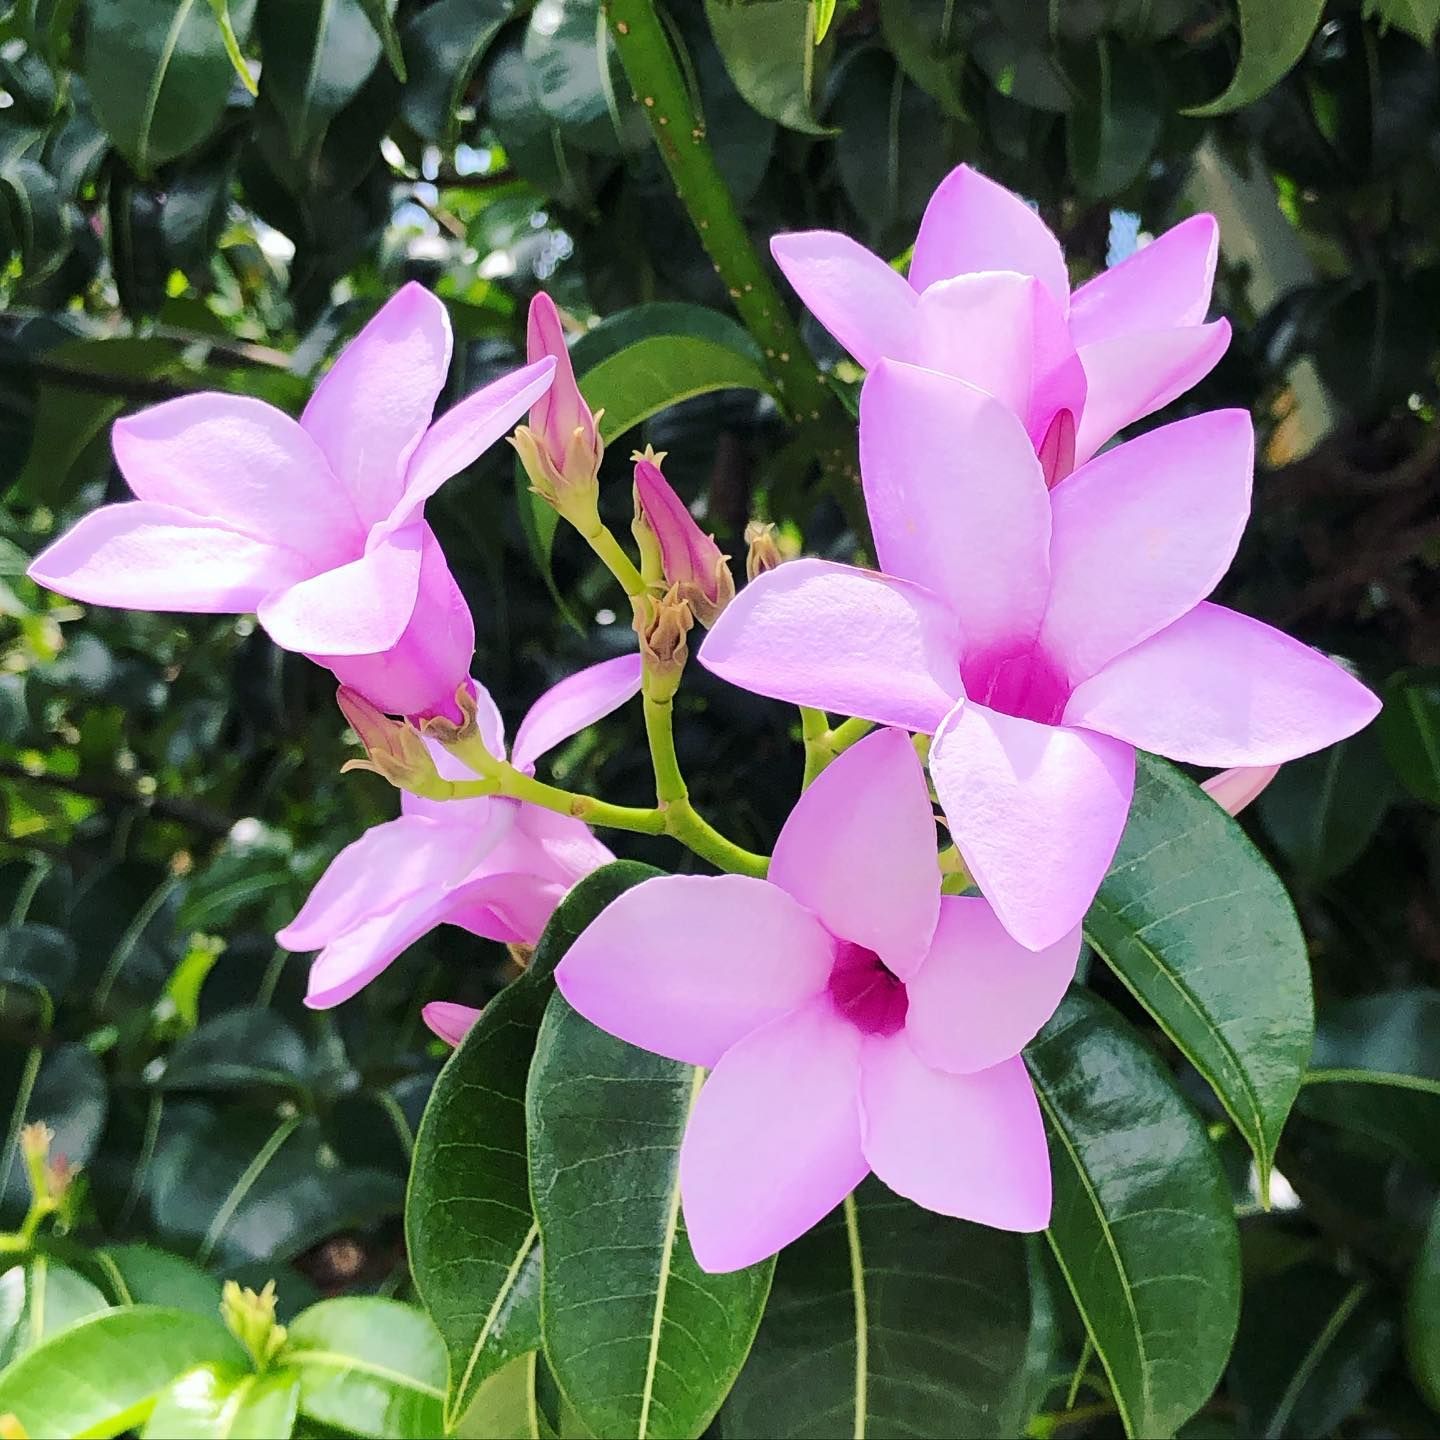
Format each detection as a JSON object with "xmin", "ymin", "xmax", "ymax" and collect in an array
[
  {"xmin": 877, "ymin": 0, "xmax": 968, "ymax": 114},
  {"xmin": 84, "ymin": 0, "xmax": 235, "ymax": 173},
  {"xmin": 1186, "ymin": 0, "xmax": 1326, "ymax": 115},
  {"xmin": 528, "ymin": 994, "xmax": 773, "ymax": 1439},
  {"xmin": 93, "ymin": 1243, "xmax": 224, "ymax": 1317},
  {"xmin": 720, "ymin": 1178, "xmax": 1045, "ymax": 1438},
  {"xmin": 1065, "ymin": 37, "xmax": 1163, "ymax": 198},
  {"xmin": 1, "ymin": 1040, "xmax": 107, "ymax": 1219},
  {"xmin": 1367, "ymin": 0, "xmax": 1440, "ymax": 45},
  {"xmin": 1408, "ymin": 1194, "xmax": 1440, "ymax": 1411},
  {"xmin": 156, "ymin": 1007, "xmax": 309, "ymax": 1094},
  {"xmin": 1086, "ymin": 754, "xmax": 1312, "ymax": 1196},
  {"xmin": 0, "ymin": 1257, "xmax": 110, "ymax": 1368},
  {"xmin": 285, "ymin": 1297, "xmax": 446, "ymax": 1439},
  {"xmin": 452, "ymin": 1351, "xmax": 541, "ymax": 1439},
  {"xmin": 1380, "ymin": 667, "xmax": 1440, "ymax": 806},
  {"xmin": 1231, "ymin": 1264, "xmax": 1395, "ymax": 1437},
  {"xmin": 704, "ymin": 0, "xmax": 834, "ymax": 135},
  {"xmin": 0, "ymin": 922, "xmax": 76, "ymax": 1020},
  {"xmin": 400, "ymin": 0, "xmax": 514, "ymax": 143},
  {"xmin": 0, "ymin": 158, "xmax": 73, "ymax": 283},
  {"xmin": 1301, "ymin": 988, "xmax": 1440, "ymax": 1174},
  {"xmin": 408, "ymin": 862, "xmax": 660, "ymax": 1428},
  {"xmin": 143, "ymin": 1365, "xmax": 302, "ymax": 1440},
  {"xmin": 258, "ymin": 0, "xmax": 386, "ymax": 153},
  {"xmin": 523, "ymin": 0, "xmax": 644, "ymax": 154},
  {"xmin": 0, "ymin": 1305, "xmax": 248, "ymax": 1438},
  {"xmin": 1025, "ymin": 989, "xmax": 1241, "ymax": 1439},
  {"xmin": 355, "ymin": 0, "xmax": 406, "ymax": 80}
]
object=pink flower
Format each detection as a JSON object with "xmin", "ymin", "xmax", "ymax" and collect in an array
[
  {"xmin": 632, "ymin": 456, "xmax": 734, "ymax": 625},
  {"xmin": 557, "ymin": 729, "xmax": 1074, "ymax": 1272},
  {"xmin": 772, "ymin": 164, "xmax": 1228, "ymax": 483},
  {"xmin": 422, "ymin": 1001, "xmax": 482, "ymax": 1047},
  {"xmin": 278, "ymin": 655, "xmax": 642, "ymax": 1008},
  {"xmin": 701, "ymin": 363, "xmax": 1379, "ymax": 951},
  {"xmin": 28, "ymin": 284, "xmax": 555, "ymax": 722},
  {"xmin": 1202, "ymin": 764, "xmax": 1281, "ymax": 817}
]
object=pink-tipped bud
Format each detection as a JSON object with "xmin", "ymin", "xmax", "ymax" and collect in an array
[
  {"xmin": 422, "ymin": 1001, "xmax": 483, "ymax": 1048},
  {"xmin": 1201, "ymin": 764, "xmax": 1281, "ymax": 817},
  {"xmin": 631, "ymin": 454, "xmax": 735, "ymax": 627},
  {"xmin": 512, "ymin": 293, "xmax": 604, "ymax": 526},
  {"xmin": 338, "ymin": 686, "xmax": 449, "ymax": 795}
]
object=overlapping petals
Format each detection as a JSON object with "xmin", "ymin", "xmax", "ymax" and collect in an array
[
  {"xmin": 556, "ymin": 730, "xmax": 1077, "ymax": 1273},
  {"xmin": 281, "ymin": 657, "xmax": 641, "ymax": 1009},
  {"xmin": 702, "ymin": 360, "xmax": 1379, "ymax": 950},
  {"xmin": 29, "ymin": 283, "xmax": 556, "ymax": 721}
]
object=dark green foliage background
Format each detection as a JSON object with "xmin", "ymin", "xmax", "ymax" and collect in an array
[{"xmin": 2, "ymin": 0, "xmax": 1440, "ymax": 1435}]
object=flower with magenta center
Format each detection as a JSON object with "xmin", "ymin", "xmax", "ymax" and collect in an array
[
  {"xmin": 700, "ymin": 361, "xmax": 1380, "ymax": 951},
  {"xmin": 772, "ymin": 164, "xmax": 1228, "ymax": 484},
  {"xmin": 279, "ymin": 655, "xmax": 641, "ymax": 1008},
  {"xmin": 27, "ymin": 284, "xmax": 553, "ymax": 723},
  {"xmin": 556, "ymin": 729, "xmax": 1079, "ymax": 1273}
]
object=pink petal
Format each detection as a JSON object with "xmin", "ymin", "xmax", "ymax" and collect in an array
[
  {"xmin": 27, "ymin": 502, "xmax": 312, "ymax": 613},
  {"xmin": 112, "ymin": 393, "xmax": 363, "ymax": 566},
  {"xmin": 1202, "ymin": 763, "xmax": 1281, "ymax": 817},
  {"xmin": 554, "ymin": 875, "xmax": 835, "ymax": 1067},
  {"xmin": 402, "ymin": 727, "xmax": 510, "ymax": 824},
  {"xmin": 301, "ymin": 283, "xmax": 452, "ymax": 522},
  {"xmin": 860, "ymin": 360, "xmax": 1050, "ymax": 656},
  {"xmin": 258, "ymin": 525, "xmax": 424, "ymax": 657},
  {"xmin": 1067, "ymin": 215, "xmax": 1220, "ymax": 348},
  {"xmin": 681, "ymin": 1002, "xmax": 867, "ymax": 1273},
  {"xmin": 699, "ymin": 559, "xmax": 965, "ymax": 734},
  {"xmin": 1073, "ymin": 320, "xmax": 1231, "ymax": 465},
  {"xmin": 859, "ymin": 1038, "xmax": 1050, "ymax": 1231},
  {"xmin": 770, "ymin": 728, "xmax": 940, "ymax": 980},
  {"xmin": 909, "ymin": 164, "xmax": 1069, "ymax": 309},
  {"xmin": 1039, "ymin": 409, "xmax": 1254, "ymax": 685},
  {"xmin": 930, "ymin": 702, "xmax": 1135, "ymax": 951},
  {"xmin": 379, "ymin": 357, "xmax": 556, "ymax": 537},
  {"xmin": 423, "ymin": 1001, "xmax": 482, "ymax": 1047},
  {"xmin": 304, "ymin": 892, "xmax": 453, "ymax": 1009},
  {"xmin": 527, "ymin": 293, "xmax": 596, "ymax": 459},
  {"xmin": 319, "ymin": 527, "xmax": 476, "ymax": 721},
  {"xmin": 770, "ymin": 230, "xmax": 920, "ymax": 369},
  {"xmin": 905, "ymin": 896, "xmax": 1079, "ymax": 1074},
  {"xmin": 278, "ymin": 812, "xmax": 497, "ymax": 951},
  {"xmin": 1064, "ymin": 603, "xmax": 1381, "ymax": 765},
  {"xmin": 511, "ymin": 654, "xmax": 644, "ymax": 774},
  {"xmin": 446, "ymin": 872, "xmax": 569, "ymax": 946},
  {"xmin": 508, "ymin": 802, "xmax": 615, "ymax": 884}
]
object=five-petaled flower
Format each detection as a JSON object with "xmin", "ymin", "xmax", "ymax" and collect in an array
[
  {"xmin": 28, "ymin": 283, "xmax": 554, "ymax": 723},
  {"xmin": 556, "ymin": 729, "xmax": 1077, "ymax": 1273},
  {"xmin": 701, "ymin": 361, "xmax": 1379, "ymax": 951},
  {"xmin": 278, "ymin": 656, "xmax": 641, "ymax": 1008},
  {"xmin": 772, "ymin": 164, "xmax": 1228, "ymax": 485}
]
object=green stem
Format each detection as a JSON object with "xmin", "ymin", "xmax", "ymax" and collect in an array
[
  {"xmin": 800, "ymin": 706, "xmax": 830, "ymax": 789},
  {"xmin": 830, "ymin": 716, "xmax": 876, "ymax": 753},
  {"xmin": 581, "ymin": 519, "xmax": 648, "ymax": 600}
]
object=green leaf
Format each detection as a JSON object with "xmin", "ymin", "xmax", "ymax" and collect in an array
[
  {"xmin": 1380, "ymin": 667, "xmax": 1440, "ymax": 806},
  {"xmin": 408, "ymin": 862, "xmax": 660, "ymax": 1429},
  {"xmin": 0, "ymin": 1305, "xmax": 247, "ymax": 1439},
  {"xmin": 0, "ymin": 1257, "xmax": 110, "ymax": 1369},
  {"xmin": 1301, "ymin": 988, "xmax": 1440, "ymax": 1174},
  {"xmin": 0, "ymin": 923, "xmax": 76, "ymax": 1023},
  {"xmin": 355, "ymin": 0, "xmax": 406, "ymax": 80},
  {"xmin": 1408, "ymin": 1195, "xmax": 1440, "ymax": 1412},
  {"xmin": 1364, "ymin": 0, "xmax": 1440, "ymax": 45},
  {"xmin": 877, "ymin": 0, "xmax": 968, "ymax": 114},
  {"xmin": 1085, "ymin": 754, "xmax": 1313, "ymax": 1197},
  {"xmin": 1065, "ymin": 37, "xmax": 1164, "ymax": 198},
  {"xmin": 143, "ymin": 1366, "xmax": 302, "ymax": 1440},
  {"xmin": 1185, "ymin": 0, "xmax": 1327, "ymax": 116},
  {"xmin": 452, "ymin": 1352, "xmax": 542, "ymax": 1440},
  {"xmin": 92, "ymin": 1244, "xmax": 225, "ymax": 1318},
  {"xmin": 1024, "ymin": 989, "xmax": 1241, "ymax": 1439},
  {"xmin": 522, "ymin": 0, "xmax": 644, "ymax": 154},
  {"xmin": 528, "ymin": 994, "xmax": 774, "ymax": 1439},
  {"xmin": 84, "ymin": 0, "xmax": 235, "ymax": 173},
  {"xmin": 720, "ymin": 1179, "xmax": 1046, "ymax": 1438},
  {"xmin": 400, "ymin": 0, "xmax": 514, "ymax": 143},
  {"xmin": 207, "ymin": 0, "xmax": 257, "ymax": 95},
  {"xmin": 157, "ymin": 1007, "xmax": 309, "ymax": 1094},
  {"xmin": 258, "ymin": 0, "xmax": 386, "ymax": 153},
  {"xmin": 284, "ymin": 1297, "xmax": 446, "ymax": 1440},
  {"xmin": 0, "ymin": 159, "xmax": 73, "ymax": 283},
  {"xmin": 2, "ymin": 1041, "xmax": 107, "ymax": 1219},
  {"xmin": 704, "ymin": 0, "xmax": 835, "ymax": 135}
]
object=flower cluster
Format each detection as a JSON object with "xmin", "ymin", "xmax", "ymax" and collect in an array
[{"xmin": 29, "ymin": 165, "xmax": 1379, "ymax": 1276}]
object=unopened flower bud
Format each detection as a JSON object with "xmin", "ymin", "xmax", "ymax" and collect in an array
[
  {"xmin": 512, "ymin": 293, "xmax": 605, "ymax": 531},
  {"xmin": 221, "ymin": 1280, "xmax": 287, "ymax": 1372},
  {"xmin": 338, "ymin": 686, "xmax": 457, "ymax": 796},
  {"xmin": 636, "ymin": 586, "xmax": 694, "ymax": 701},
  {"xmin": 744, "ymin": 521, "xmax": 785, "ymax": 581},
  {"xmin": 631, "ymin": 456, "xmax": 735, "ymax": 626}
]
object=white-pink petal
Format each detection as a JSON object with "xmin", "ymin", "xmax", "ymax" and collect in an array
[
  {"xmin": 304, "ymin": 891, "xmax": 453, "ymax": 1009},
  {"xmin": 510, "ymin": 654, "xmax": 643, "ymax": 775},
  {"xmin": 1063, "ymin": 603, "xmax": 1381, "ymax": 766},
  {"xmin": 28, "ymin": 501, "xmax": 313, "ymax": 613},
  {"xmin": 423, "ymin": 1000, "xmax": 482, "ymax": 1047},
  {"xmin": 905, "ymin": 896, "xmax": 1079, "ymax": 1074},
  {"xmin": 1040, "ymin": 409, "xmax": 1254, "ymax": 685},
  {"xmin": 930, "ymin": 701, "xmax": 1135, "ymax": 951},
  {"xmin": 555, "ymin": 875, "xmax": 835, "ymax": 1068},
  {"xmin": 770, "ymin": 729, "xmax": 940, "ymax": 981},
  {"xmin": 859, "ymin": 1038, "xmax": 1050, "ymax": 1231},
  {"xmin": 909, "ymin": 164, "xmax": 1070, "ymax": 308},
  {"xmin": 700, "ymin": 559, "xmax": 965, "ymax": 734},
  {"xmin": 681, "ymin": 1002, "xmax": 867, "ymax": 1274}
]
